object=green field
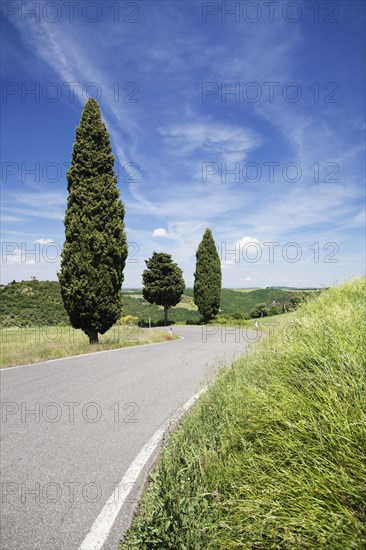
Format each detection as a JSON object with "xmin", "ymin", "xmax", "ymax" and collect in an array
[
  {"xmin": 121, "ymin": 278, "xmax": 366, "ymax": 549},
  {"xmin": 233, "ymin": 287, "xmax": 260, "ymax": 292},
  {"xmin": 0, "ymin": 325, "xmax": 176, "ymax": 368}
]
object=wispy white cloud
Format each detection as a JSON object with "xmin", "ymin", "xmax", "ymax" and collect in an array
[
  {"xmin": 242, "ymin": 183, "xmax": 363, "ymax": 237},
  {"xmin": 0, "ymin": 215, "xmax": 24, "ymax": 223},
  {"xmin": 3, "ymin": 191, "xmax": 66, "ymax": 221},
  {"xmin": 159, "ymin": 121, "xmax": 261, "ymax": 162},
  {"xmin": 11, "ymin": 9, "xmax": 141, "ymax": 162}
]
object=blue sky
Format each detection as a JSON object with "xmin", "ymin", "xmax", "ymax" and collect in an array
[{"xmin": 1, "ymin": 0, "xmax": 365, "ymax": 288}]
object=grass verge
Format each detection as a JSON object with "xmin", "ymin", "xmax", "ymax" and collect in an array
[
  {"xmin": 0, "ymin": 325, "xmax": 177, "ymax": 368},
  {"xmin": 121, "ymin": 278, "xmax": 366, "ymax": 549}
]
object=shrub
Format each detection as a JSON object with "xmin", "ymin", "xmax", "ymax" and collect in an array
[
  {"xmin": 117, "ymin": 315, "xmax": 139, "ymax": 326},
  {"xmin": 250, "ymin": 302, "xmax": 269, "ymax": 318}
]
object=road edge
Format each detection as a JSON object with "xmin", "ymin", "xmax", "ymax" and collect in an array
[{"xmin": 78, "ymin": 386, "xmax": 208, "ymax": 550}]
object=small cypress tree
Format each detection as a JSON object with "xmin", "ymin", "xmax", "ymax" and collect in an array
[
  {"xmin": 194, "ymin": 228, "xmax": 222, "ymax": 322},
  {"xmin": 142, "ymin": 252, "xmax": 185, "ymax": 326},
  {"xmin": 58, "ymin": 98, "xmax": 128, "ymax": 343}
]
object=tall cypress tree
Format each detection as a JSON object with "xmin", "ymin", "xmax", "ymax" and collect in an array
[
  {"xmin": 58, "ymin": 98, "xmax": 128, "ymax": 344},
  {"xmin": 194, "ymin": 228, "xmax": 222, "ymax": 322}
]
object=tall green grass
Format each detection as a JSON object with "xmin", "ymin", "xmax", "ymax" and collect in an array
[{"xmin": 121, "ymin": 278, "xmax": 366, "ymax": 549}]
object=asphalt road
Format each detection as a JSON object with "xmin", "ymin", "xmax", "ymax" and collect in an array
[{"xmin": 0, "ymin": 325, "xmax": 256, "ymax": 550}]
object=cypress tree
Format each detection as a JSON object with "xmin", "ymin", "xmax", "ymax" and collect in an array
[
  {"xmin": 58, "ymin": 98, "xmax": 128, "ymax": 344},
  {"xmin": 142, "ymin": 252, "xmax": 185, "ymax": 326},
  {"xmin": 194, "ymin": 228, "xmax": 222, "ymax": 322}
]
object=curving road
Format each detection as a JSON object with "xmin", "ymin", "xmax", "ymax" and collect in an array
[{"xmin": 0, "ymin": 326, "xmax": 256, "ymax": 550}]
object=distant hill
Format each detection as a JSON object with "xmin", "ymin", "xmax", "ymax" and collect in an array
[
  {"xmin": 0, "ymin": 281, "xmax": 200, "ymax": 327},
  {"xmin": 0, "ymin": 280, "xmax": 307, "ymax": 327},
  {"xmin": 185, "ymin": 288, "xmax": 306, "ymax": 315},
  {"xmin": 267, "ymin": 286, "xmax": 326, "ymax": 291},
  {"xmin": 0, "ymin": 280, "xmax": 69, "ymax": 327}
]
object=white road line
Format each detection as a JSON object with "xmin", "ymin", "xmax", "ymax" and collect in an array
[{"xmin": 78, "ymin": 386, "xmax": 207, "ymax": 550}]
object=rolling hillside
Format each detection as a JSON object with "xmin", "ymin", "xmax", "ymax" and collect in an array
[{"xmin": 0, "ymin": 280, "xmax": 307, "ymax": 327}]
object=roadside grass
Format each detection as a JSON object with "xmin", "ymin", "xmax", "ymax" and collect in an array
[
  {"xmin": 210, "ymin": 312, "xmax": 291, "ymax": 328},
  {"xmin": 250, "ymin": 312, "xmax": 295, "ymax": 336},
  {"xmin": 0, "ymin": 325, "xmax": 177, "ymax": 368},
  {"xmin": 121, "ymin": 278, "xmax": 366, "ymax": 549}
]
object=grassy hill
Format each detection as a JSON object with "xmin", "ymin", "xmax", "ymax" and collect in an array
[
  {"xmin": 0, "ymin": 280, "xmax": 307, "ymax": 327},
  {"xmin": 0, "ymin": 280, "xmax": 69, "ymax": 326},
  {"xmin": 220, "ymin": 287, "xmax": 306, "ymax": 313}
]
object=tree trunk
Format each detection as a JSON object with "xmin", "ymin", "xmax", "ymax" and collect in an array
[
  {"xmin": 164, "ymin": 305, "xmax": 168, "ymax": 326},
  {"xmin": 88, "ymin": 328, "xmax": 99, "ymax": 344}
]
